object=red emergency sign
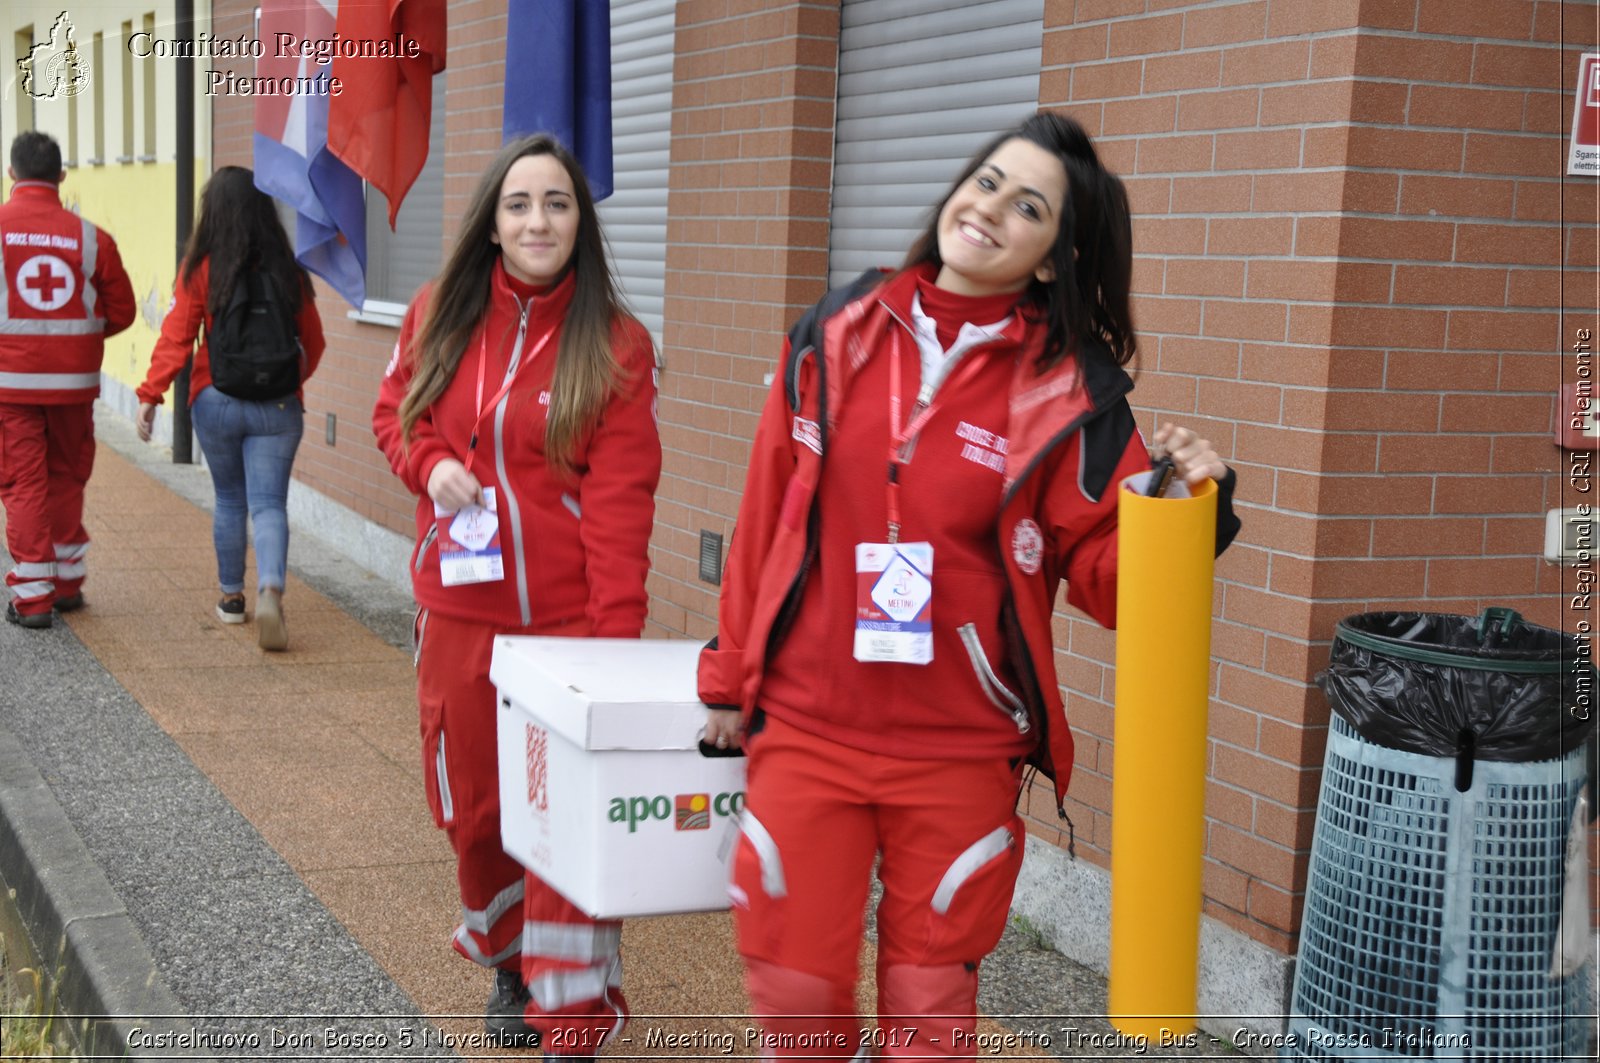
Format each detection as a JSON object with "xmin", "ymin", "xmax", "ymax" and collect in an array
[{"xmin": 1568, "ymin": 53, "xmax": 1600, "ymax": 176}]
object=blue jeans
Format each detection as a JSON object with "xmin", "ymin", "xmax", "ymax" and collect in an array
[{"xmin": 190, "ymin": 387, "xmax": 304, "ymax": 595}]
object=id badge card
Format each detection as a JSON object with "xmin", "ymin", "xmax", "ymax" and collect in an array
[
  {"xmin": 434, "ymin": 487, "xmax": 505, "ymax": 586},
  {"xmin": 854, "ymin": 541, "xmax": 934, "ymax": 664}
]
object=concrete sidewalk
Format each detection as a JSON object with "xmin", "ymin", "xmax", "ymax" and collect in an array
[{"xmin": 0, "ymin": 412, "xmax": 1251, "ymax": 1061}]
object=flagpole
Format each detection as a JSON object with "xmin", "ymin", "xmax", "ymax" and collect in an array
[{"xmin": 171, "ymin": 0, "xmax": 195, "ymax": 463}]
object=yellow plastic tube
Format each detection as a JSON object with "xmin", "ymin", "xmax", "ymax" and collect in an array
[{"xmin": 1107, "ymin": 472, "xmax": 1217, "ymax": 1039}]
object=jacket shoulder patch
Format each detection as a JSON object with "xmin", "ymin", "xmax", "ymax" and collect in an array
[
  {"xmin": 1012, "ymin": 518, "xmax": 1044, "ymax": 575},
  {"xmin": 792, "ymin": 415, "xmax": 821, "ymax": 455}
]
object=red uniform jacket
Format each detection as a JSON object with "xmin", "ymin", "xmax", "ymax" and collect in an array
[
  {"xmin": 0, "ymin": 181, "xmax": 135, "ymax": 404},
  {"xmin": 138, "ymin": 257, "xmax": 326, "ymax": 407},
  {"xmin": 699, "ymin": 265, "xmax": 1239, "ymax": 808},
  {"xmin": 372, "ymin": 264, "xmax": 662, "ymax": 634}
]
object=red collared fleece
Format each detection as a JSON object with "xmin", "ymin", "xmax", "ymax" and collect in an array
[
  {"xmin": 757, "ymin": 287, "xmax": 1040, "ymax": 761},
  {"xmin": 0, "ymin": 181, "xmax": 135, "ymax": 404},
  {"xmin": 701, "ymin": 264, "xmax": 1241, "ymax": 800},
  {"xmin": 372, "ymin": 263, "xmax": 662, "ymax": 634},
  {"xmin": 138, "ymin": 257, "xmax": 326, "ymax": 407}
]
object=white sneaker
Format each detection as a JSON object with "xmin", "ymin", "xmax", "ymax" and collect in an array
[{"xmin": 256, "ymin": 588, "xmax": 287, "ymax": 651}]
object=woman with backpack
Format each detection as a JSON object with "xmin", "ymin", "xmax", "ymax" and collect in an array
[
  {"xmin": 136, "ymin": 165, "xmax": 324, "ymax": 651},
  {"xmin": 371, "ymin": 134, "xmax": 660, "ymax": 1055},
  {"xmin": 697, "ymin": 113, "xmax": 1242, "ymax": 1057}
]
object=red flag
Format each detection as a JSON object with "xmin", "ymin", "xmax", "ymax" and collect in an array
[
  {"xmin": 254, "ymin": 0, "xmax": 368, "ymax": 307},
  {"xmin": 326, "ymin": 0, "xmax": 446, "ymax": 228}
]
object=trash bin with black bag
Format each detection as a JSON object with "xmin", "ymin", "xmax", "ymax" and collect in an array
[{"xmin": 1282, "ymin": 608, "xmax": 1596, "ymax": 1061}]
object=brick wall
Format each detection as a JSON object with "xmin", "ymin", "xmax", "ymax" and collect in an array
[
  {"xmin": 647, "ymin": 1, "xmax": 841, "ymax": 638},
  {"xmin": 208, "ymin": 5, "xmax": 253, "ymax": 168},
  {"xmin": 200, "ymin": 0, "xmax": 1597, "ymax": 955},
  {"xmin": 210, "ymin": 0, "xmax": 511, "ymax": 542},
  {"xmin": 211, "ymin": 0, "xmax": 847, "ymax": 640},
  {"xmin": 1038, "ymin": 0, "xmax": 1598, "ymax": 954}
]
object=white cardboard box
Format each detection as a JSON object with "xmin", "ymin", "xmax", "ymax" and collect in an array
[{"xmin": 490, "ymin": 636, "xmax": 746, "ymax": 919}]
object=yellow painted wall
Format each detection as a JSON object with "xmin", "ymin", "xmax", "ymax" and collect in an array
[{"xmin": 58, "ymin": 161, "xmax": 212, "ymax": 392}]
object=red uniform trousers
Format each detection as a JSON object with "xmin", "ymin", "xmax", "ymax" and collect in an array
[
  {"xmin": 731, "ymin": 715, "xmax": 1026, "ymax": 1062},
  {"xmin": 415, "ymin": 609, "xmax": 628, "ymax": 1055},
  {"xmin": 0, "ymin": 402, "xmax": 94, "ymax": 616}
]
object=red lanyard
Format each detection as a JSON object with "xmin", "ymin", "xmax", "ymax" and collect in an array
[
  {"xmin": 464, "ymin": 325, "xmax": 554, "ymax": 476},
  {"xmin": 884, "ymin": 328, "xmax": 991, "ymax": 543}
]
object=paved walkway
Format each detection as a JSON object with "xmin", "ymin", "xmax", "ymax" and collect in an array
[{"xmin": 0, "ymin": 412, "xmax": 1247, "ymax": 1061}]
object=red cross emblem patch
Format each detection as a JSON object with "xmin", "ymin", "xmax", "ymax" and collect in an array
[{"xmin": 17, "ymin": 254, "xmax": 76, "ymax": 312}]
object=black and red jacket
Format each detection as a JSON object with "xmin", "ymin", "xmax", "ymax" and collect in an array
[
  {"xmin": 372, "ymin": 263, "xmax": 661, "ymax": 635},
  {"xmin": 699, "ymin": 264, "xmax": 1239, "ymax": 807},
  {"xmin": 139, "ymin": 257, "xmax": 325, "ymax": 407}
]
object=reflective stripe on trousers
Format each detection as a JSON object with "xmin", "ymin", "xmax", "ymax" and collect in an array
[
  {"xmin": 523, "ymin": 920, "xmax": 622, "ymax": 964},
  {"xmin": 54, "ymin": 542, "xmax": 87, "ymax": 580},
  {"xmin": 453, "ymin": 924, "xmax": 521, "ymax": 968},
  {"xmin": 461, "ymin": 878, "xmax": 524, "ymax": 935},
  {"xmin": 8, "ymin": 560, "xmax": 54, "ymax": 603}
]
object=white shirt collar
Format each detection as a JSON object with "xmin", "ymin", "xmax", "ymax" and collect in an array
[{"xmin": 907, "ymin": 290, "xmax": 1012, "ymax": 403}]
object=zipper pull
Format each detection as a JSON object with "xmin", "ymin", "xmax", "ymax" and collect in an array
[
  {"xmin": 897, "ymin": 402, "xmax": 927, "ymax": 462},
  {"xmin": 502, "ymin": 301, "xmax": 532, "ymax": 384}
]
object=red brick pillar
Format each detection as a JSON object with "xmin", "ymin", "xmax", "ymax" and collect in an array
[{"xmin": 649, "ymin": 2, "xmax": 841, "ymax": 637}]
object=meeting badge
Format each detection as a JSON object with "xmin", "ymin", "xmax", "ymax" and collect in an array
[
  {"xmin": 434, "ymin": 488, "xmax": 505, "ymax": 586},
  {"xmin": 854, "ymin": 541, "xmax": 934, "ymax": 664}
]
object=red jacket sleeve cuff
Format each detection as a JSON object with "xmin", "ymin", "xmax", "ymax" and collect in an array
[
  {"xmin": 410, "ymin": 445, "xmax": 453, "ymax": 500},
  {"xmin": 698, "ymin": 638, "xmax": 744, "ymax": 710}
]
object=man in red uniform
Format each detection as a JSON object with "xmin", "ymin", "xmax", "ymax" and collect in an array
[{"xmin": 0, "ymin": 132, "xmax": 135, "ymax": 627}]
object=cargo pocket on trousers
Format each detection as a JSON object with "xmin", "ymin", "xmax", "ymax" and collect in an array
[
  {"xmin": 416, "ymin": 607, "xmax": 451, "ymax": 830},
  {"xmin": 420, "ymin": 720, "xmax": 454, "ymax": 830},
  {"xmin": 729, "ymin": 809, "xmax": 788, "ymax": 957},
  {"xmin": 412, "ymin": 607, "xmax": 430, "ymax": 669},
  {"xmin": 923, "ymin": 820, "xmax": 1023, "ymax": 960}
]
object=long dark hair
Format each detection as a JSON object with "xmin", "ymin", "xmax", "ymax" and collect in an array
[
  {"xmin": 398, "ymin": 134, "xmax": 634, "ymax": 477},
  {"xmin": 902, "ymin": 112, "xmax": 1136, "ymax": 371},
  {"xmin": 181, "ymin": 166, "xmax": 306, "ymax": 321}
]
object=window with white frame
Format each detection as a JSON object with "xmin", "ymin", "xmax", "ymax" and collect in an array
[{"xmin": 362, "ymin": 69, "xmax": 446, "ymax": 316}]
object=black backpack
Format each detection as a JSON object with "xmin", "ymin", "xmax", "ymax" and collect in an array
[{"xmin": 208, "ymin": 271, "xmax": 301, "ymax": 401}]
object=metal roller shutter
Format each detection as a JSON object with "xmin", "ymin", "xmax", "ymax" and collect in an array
[
  {"xmin": 829, "ymin": 0, "xmax": 1044, "ymax": 289},
  {"xmin": 598, "ymin": 0, "xmax": 675, "ymax": 348}
]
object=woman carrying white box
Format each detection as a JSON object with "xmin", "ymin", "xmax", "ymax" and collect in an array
[{"xmin": 373, "ymin": 133, "xmax": 660, "ymax": 1057}]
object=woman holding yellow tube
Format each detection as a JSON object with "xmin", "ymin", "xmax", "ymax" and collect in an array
[{"xmin": 699, "ymin": 112, "xmax": 1240, "ymax": 1059}]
